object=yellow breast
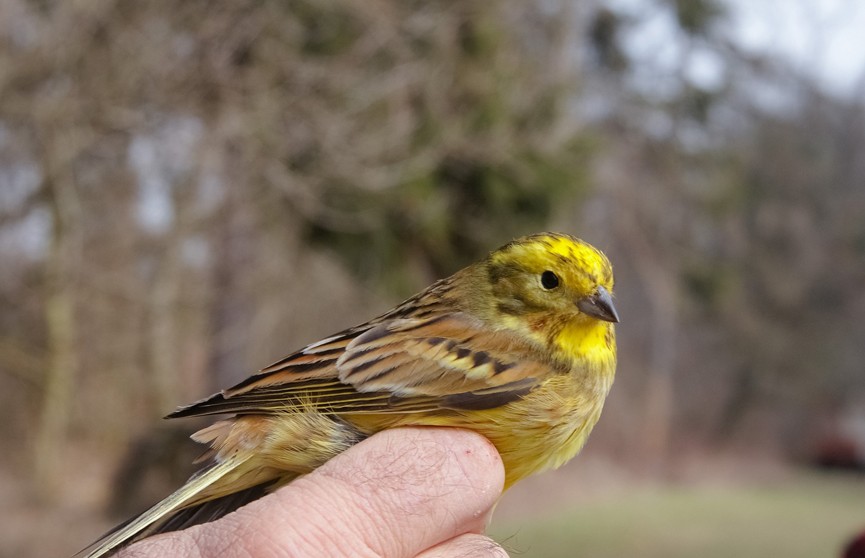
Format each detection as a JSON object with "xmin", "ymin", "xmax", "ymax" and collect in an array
[{"xmin": 466, "ymin": 374, "xmax": 611, "ymax": 488}]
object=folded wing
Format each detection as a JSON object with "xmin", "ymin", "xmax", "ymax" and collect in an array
[{"xmin": 167, "ymin": 312, "xmax": 554, "ymax": 419}]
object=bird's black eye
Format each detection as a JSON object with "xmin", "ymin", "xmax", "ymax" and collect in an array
[{"xmin": 541, "ymin": 270, "xmax": 559, "ymax": 289}]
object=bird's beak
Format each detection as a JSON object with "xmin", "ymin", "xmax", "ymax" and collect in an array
[{"xmin": 577, "ymin": 285, "xmax": 620, "ymax": 323}]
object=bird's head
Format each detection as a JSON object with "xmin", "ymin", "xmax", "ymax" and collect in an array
[{"xmin": 485, "ymin": 232, "xmax": 618, "ymax": 326}]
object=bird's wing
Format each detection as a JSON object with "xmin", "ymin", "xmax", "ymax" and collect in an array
[{"xmin": 167, "ymin": 312, "xmax": 556, "ymax": 418}]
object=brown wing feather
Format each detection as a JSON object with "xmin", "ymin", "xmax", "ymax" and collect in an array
[
  {"xmin": 339, "ymin": 314, "xmax": 547, "ymax": 395},
  {"xmin": 167, "ymin": 312, "xmax": 556, "ymax": 420}
]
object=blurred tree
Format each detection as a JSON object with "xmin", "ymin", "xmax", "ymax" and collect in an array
[{"xmin": 33, "ymin": 179, "xmax": 80, "ymax": 493}]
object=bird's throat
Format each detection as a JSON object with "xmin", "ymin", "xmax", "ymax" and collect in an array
[{"xmin": 553, "ymin": 319, "xmax": 616, "ymax": 375}]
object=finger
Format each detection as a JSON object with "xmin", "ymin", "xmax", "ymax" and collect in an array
[
  {"xmin": 415, "ymin": 533, "xmax": 509, "ymax": 558},
  {"xmin": 115, "ymin": 531, "xmax": 200, "ymax": 558},
  {"xmin": 126, "ymin": 427, "xmax": 505, "ymax": 558},
  {"xmin": 241, "ymin": 427, "xmax": 506, "ymax": 558}
]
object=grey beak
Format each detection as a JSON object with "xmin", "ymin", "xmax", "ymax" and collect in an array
[{"xmin": 577, "ymin": 285, "xmax": 619, "ymax": 323}]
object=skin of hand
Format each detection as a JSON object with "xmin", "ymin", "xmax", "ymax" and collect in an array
[{"xmin": 115, "ymin": 427, "xmax": 508, "ymax": 558}]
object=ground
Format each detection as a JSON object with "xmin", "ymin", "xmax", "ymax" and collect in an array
[{"xmin": 493, "ymin": 458, "xmax": 865, "ymax": 558}]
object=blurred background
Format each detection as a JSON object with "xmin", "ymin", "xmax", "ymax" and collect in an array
[{"xmin": 1, "ymin": 0, "xmax": 864, "ymax": 556}]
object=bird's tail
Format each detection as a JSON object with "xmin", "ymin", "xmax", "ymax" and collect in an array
[
  {"xmin": 75, "ymin": 452, "xmax": 262, "ymax": 558},
  {"xmin": 76, "ymin": 410, "xmax": 361, "ymax": 557}
]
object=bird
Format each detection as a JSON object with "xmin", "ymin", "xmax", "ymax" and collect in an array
[{"xmin": 80, "ymin": 232, "xmax": 619, "ymax": 557}]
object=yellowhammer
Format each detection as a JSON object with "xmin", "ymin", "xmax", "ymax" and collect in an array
[{"xmin": 83, "ymin": 232, "xmax": 618, "ymax": 557}]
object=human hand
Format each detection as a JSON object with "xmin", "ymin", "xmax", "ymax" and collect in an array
[{"xmin": 116, "ymin": 427, "xmax": 508, "ymax": 558}]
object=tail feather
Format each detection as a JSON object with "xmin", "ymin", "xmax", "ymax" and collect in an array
[
  {"xmin": 76, "ymin": 411, "xmax": 362, "ymax": 557},
  {"xmin": 150, "ymin": 478, "xmax": 277, "ymax": 535},
  {"xmin": 75, "ymin": 454, "xmax": 253, "ymax": 558}
]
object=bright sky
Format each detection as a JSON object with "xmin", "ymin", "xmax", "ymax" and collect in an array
[
  {"xmin": 729, "ymin": 0, "xmax": 865, "ymax": 97},
  {"xmin": 611, "ymin": 0, "xmax": 865, "ymax": 99}
]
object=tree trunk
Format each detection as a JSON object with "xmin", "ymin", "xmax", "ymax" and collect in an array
[{"xmin": 33, "ymin": 179, "xmax": 80, "ymax": 493}]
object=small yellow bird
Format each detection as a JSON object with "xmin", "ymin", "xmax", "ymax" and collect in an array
[{"xmin": 82, "ymin": 232, "xmax": 618, "ymax": 557}]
